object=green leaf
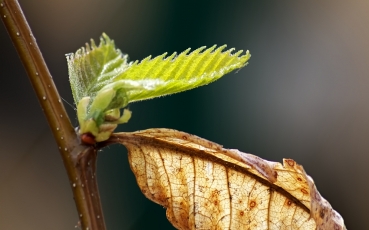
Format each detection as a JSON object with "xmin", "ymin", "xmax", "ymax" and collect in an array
[
  {"xmin": 67, "ymin": 33, "xmax": 251, "ymax": 143},
  {"xmin": 66, "ymin": 33, "xmax": 130, "ymax": 106},
  {"xmin": 113, "ymin": 45, "xmax": 251, "ymax": 102}
]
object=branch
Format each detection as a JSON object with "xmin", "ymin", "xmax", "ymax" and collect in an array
[{"xmin": 0, "ymin": 1, "xmax": 106, "ymax": 229}]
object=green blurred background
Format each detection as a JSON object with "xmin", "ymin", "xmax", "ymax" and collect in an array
[{"xmin": 1, "ymin": 0, "xmax": 368, "ymax": 229}]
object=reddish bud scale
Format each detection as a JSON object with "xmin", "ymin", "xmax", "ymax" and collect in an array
[{"xmin": 81, "ymin": 133, "xmax": 96, "ymax": 145}]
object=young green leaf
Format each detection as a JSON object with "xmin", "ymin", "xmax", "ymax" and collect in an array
[
  {"xmin": 67, "ymin": 33, "xmax": 130, "ymax": 106},
  {"xmin": 67, "ymin": 33, "xmax": 251, "ymax": 142},
  {"xmin": 113, "ymin": 44, "xmax": 251, "ymax": 102}
]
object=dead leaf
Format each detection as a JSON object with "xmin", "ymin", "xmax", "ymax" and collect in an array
[{"xmin": 110, "ymin": 128, "xmax": 346, "ymax": 230}]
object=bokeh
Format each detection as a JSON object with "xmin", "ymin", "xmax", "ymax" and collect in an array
[{"xmin": 0, "ymin": 0, "xmax": 368, "ymax": 229}]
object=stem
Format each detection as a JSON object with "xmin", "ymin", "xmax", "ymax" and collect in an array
[
  {"xmin": 0, "ymin": 1, "xmax": 106, "ymax": 229},
  {"xmin": 74, "ymin": 146, "xmax": 107, "ymax": 230}
]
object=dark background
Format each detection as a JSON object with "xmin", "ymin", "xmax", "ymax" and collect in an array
[{"xmin": 1, "ymin": 0, "xmax": 368, "ymax": 229}]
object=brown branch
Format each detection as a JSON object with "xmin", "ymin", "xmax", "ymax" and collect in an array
[{"xmin": 0, "ymin": 0, "xmax": 106, "ymax": 229}]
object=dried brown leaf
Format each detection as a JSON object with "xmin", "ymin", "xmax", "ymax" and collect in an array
[{"xmin": 111, "ymin": 128, "xmax": 346, "ymax": 230}]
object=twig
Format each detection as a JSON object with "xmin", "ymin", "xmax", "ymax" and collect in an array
[{"xmin": 0, "ymin": 0, "xmax": 106, "ymax": 229}]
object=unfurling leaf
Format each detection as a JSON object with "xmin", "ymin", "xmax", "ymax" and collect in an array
[
  {"xmin": 67, "ymin": 33, "xmax": 250, "ymax": 142},
  {"xmin": 110, "ymin": 129, "xmax": 346, "ymax": 230},
  {"xmin": 67, "ymin": 33, "xmax": 130, "ymax": 106}
]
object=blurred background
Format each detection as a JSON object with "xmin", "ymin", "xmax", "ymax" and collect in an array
[{"xmin": 1, "ymin": 0, "xmax": 368, "ymax": 229}]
